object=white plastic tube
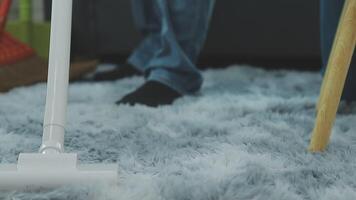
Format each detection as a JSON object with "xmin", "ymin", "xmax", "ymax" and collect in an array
[{"xmin": 40, "ymin": 0, "xmax": 73, "ymax": 154}]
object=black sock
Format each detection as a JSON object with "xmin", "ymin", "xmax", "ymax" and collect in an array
[
  {"xmin": 92, "ymin": 63, "xmax": 141, "ymax": 81},
  {"xmin": 116, "ymin": 81, "xmax": 182, "ymax": 107}
]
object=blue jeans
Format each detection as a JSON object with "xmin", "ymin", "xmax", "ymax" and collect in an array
[
  {"xmin": 128, "ymin": 0, "xmax": 215, "ymax": 94},
  {"xmin": 321, "ymin": 0, "xmax": 355, "ymax": 101}
]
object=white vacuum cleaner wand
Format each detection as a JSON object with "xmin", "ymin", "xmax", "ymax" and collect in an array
[{"xmin": 0, "ymin": 0, "xmax": 118, "ymax": 190}]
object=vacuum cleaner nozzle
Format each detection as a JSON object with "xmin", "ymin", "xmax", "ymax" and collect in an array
[
  {"xmin": 0, "ymin": 0, "xmax": 119, "ymax": 191},
  {"xmin": 0, "ymin": 153, "xmax": 118, "ymax": 191}
]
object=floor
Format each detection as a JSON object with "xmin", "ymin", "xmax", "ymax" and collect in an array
[{"xmin": 1, "ymin": 65, "xmax": 355, "ymax": 199}]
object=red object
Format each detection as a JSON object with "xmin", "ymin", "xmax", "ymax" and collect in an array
[
  {"xmin": 0, "ymin": 0, "xmax": 12, "ymax": 34},
  {"xmin": 0, "ymin": 0, "xmax": 35, "ymax": 66},
  {"xmin": 0, "ymin": 32, "xmax": 35, "ymax": 65}
]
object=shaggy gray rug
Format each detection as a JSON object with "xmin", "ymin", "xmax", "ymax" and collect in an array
[{"xmin": 0, "ymin": 66, "xmax": 355, "ymax": 200}]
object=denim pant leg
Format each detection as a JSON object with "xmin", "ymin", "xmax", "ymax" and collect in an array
[
  {"xmin": 128, "ymin": 0, "xmax": 215, "ymax": 94},
  {"xmin": 321, "ymin": 0, "xmax": 356, "ymax": 101},
  {"xmin": 128, "ymin": 0, "xmax": 161, "ymax": 72}
]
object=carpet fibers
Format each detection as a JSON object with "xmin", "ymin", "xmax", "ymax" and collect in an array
[{"xmin": 0, "ymin": 66, "xmax": 355, "ymax": 199}]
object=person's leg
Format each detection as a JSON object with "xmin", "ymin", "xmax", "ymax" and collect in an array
[
  {"xmin": 88, "ymin": 0, "xmax": 157, "ymax": 81},
  {"xmin": 119, "ymin": 0, "xmax": 215, "ymax": 106},
  {"xmin": 128, "ymin": 0, "xmax": 162, "ymax": 71},
  {"xmin": 321, "ymin": 0, "xmax": 356, "ymax": 102},
  {"xmin": 129, "ymin": 0, "xmax": 215, "ymax": 93}
]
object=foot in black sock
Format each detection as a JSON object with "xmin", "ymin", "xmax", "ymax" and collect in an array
[
  {"xmin": 92, "ymin": 63, "xmax": 141, "ymax": 81},
  {"xmin": 116, "ymin": 81, "xmax": 182, "ymax": 107}
]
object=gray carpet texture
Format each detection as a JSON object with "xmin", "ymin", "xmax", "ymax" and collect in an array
[{"xmin": 0, "ymin": 66, "xmax": 355, "ymax": 200}]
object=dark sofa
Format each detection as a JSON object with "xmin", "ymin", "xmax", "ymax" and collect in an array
[{"xmin": 70, "ymin": 0, "xmax": 320, "ymax": 69}]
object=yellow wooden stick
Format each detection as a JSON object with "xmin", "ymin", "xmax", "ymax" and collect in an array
[
  {"xmin": 316, "ymin": 3, "xmax": 346, "ymax": 113},
  {"xmin": 309, "ymin": 0, "xmax": 356, "ymax": 152}
]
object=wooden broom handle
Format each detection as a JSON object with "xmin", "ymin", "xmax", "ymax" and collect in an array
[{"xmin": 309, "ymin": 0, "xmax": 356, "ymax": 152}]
